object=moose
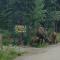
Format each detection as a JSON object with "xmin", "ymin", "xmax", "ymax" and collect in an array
[
  {"xmin": 48, "ymin": 32, "xmax": 57, "ymax": 44},
  {"xmin": 36, "ymin": 27, "xmax": 48, "ymax": 45},
  {"xmin": 30, "ymin": 27, "xmax": 48, "ymax": 46},
  {"xmin": 30, "ymin": 26, "xmax": 57, "ymax": 46}
]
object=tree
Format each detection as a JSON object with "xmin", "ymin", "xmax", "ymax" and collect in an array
[
  {"xmin": 44, "ymin": 0, "xmax": 57, "ymax": 32},
  {"xmin": 33, "ymin": 0, "xmax": 45, "ymax": 26}
]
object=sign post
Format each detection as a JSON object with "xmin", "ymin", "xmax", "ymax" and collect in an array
[
  {"xmin": 15, "ymin": 25, "xmax": 26, "ymax": 45},
  {"xmin": 15, "ymin": 25, "xmax": 26, "ymax": 33}
]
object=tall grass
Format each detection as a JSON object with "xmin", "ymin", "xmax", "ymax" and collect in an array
[{"xmin": 0, "ymin": 47, "xmax": 24, "ymax": 60}]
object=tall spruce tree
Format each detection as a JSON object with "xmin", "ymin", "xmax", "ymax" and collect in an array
[{"xmin": 44, "ymin": 0, "xmax": 57, "ymax": 32}]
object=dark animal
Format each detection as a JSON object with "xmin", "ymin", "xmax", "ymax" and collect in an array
[
  {"xmin": 36, "ymin": 27, "xmax": 48, "ymax": 45},
  {"xmin": 30, "ymin": 36, "xmax": 39, "ymax": 46},
  {"xmin": 48, "ymin": 32, "xmax": 57, "ymax": 44},
  {"xmin": 30, "ymin": 27, "xmax": 49, "ymax": 46}
]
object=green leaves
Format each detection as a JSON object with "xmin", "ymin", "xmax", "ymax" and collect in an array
[{"xmin": 33, "ymin": 0, "xmax": 44, "ymax": 20}]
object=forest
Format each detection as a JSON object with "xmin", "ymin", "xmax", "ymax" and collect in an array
[
  {"xmin": 0, "ymin": 0, "xmax": 60, "ymax": 60},
  {"xmin": 0, "ymin": 0, "xmax": 60, "ymax": 46}
]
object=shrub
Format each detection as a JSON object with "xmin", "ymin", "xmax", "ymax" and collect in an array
[{"xmin": 0, "ymin": 47, "xmax": 23, "ymax": 60}]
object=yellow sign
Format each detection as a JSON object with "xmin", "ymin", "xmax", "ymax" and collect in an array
[{"xmin": 15, "ymin": 25, "xmax": 26, "ymax": 32}]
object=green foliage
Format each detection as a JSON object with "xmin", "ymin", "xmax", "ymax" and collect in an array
[
  {"xmin": 2, "ymin": 39, "xmax": 10, "ymax": 46},
  {"xmin": 33, "ymin": 0, "xmax": 44, "ymax": 20},
  {"xmin": 0, "ymin": 0, "xmax": 59, "ymax": 30},
  {"xmin": 0, "ymin": 30, "xmax": 11, "ymax": 45},
  {"xmin": 0, "ymin": 48, "xmax": 17, "ymax": 60},
  {"xmin": 44, "ymin": 0, "xmax": 57, "ymax": 30},
  {"xmin": 0, "ymin": 46, "xmax": 25, "ymax": 60},
  {"xmin": 0, "ymin": 0, "xmax": 60, "ymax": 46}
]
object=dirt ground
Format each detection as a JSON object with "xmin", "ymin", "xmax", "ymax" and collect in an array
[{"xmin": 14, "ymin": 43, "xmax": 60, "ymax": 60}]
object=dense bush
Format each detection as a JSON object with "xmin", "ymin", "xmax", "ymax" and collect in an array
[
  {"xmin": 0, "ymin": 47, "xmax": 24, "ymax": 60},
  {"xmin": 0, "ymin": 48, "xmax": 17, "ymax": 60}
]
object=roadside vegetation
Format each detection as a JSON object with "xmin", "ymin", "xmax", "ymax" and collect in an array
[
  {"xmin": 0, "ymin": 30, "xmax": 25, "ymax": 60},
  {"xmin": 0, "ymin": 46, "xmax": 25, "ymax": 60}
]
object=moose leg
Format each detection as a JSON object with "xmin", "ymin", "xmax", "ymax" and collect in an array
[
  {"xmin": 37, "ymin": 39, "xmax": 40, "ymax": 45},
  {"xmin": 40, "ymin": 38, "xmax": 43, "ymax": 45}
]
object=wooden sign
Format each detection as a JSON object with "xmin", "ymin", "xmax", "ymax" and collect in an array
[{"xmin": 15, "ymin": 25, "xmax": 26, "ymax": 32}]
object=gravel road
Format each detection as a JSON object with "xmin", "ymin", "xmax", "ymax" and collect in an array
[{"xmin": 14, "ymin": 44, "xmax": 60, "ymax": 60}]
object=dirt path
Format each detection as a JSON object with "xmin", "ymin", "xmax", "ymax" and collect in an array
[{"xmin": 14, "ymin": 44, "xmax": 60, "ymax": 60}]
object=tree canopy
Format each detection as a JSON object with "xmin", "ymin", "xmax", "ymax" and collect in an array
[{"xmin": 0, "ymin": 0, "xmax": 60, "ymax": 32}]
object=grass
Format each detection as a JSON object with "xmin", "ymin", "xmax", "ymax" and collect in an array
[
  {"xmin": 0, "ymin": 49, "xmax": 16, "ymax": 60},
  {"xmin": 0, "ymin": 46, "xmax": 25, "ymax": 60},
  {"xmin": 32, "ymin": 43, "xmax": 48, "ymax": 48},
  {"xmin": 36, "ymin": 43, "xmax": 48, "ymax": 48}
]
